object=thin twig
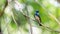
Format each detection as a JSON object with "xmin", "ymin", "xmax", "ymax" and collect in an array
[
  {"xmin": 19, "ymin": 10, "xmax": 60, "ymax": 33},
  {"xmin": 0, "ymin": 0, "xmax": 8, "ymax": 16},
  {"xmin": 1, "ymin": 0, "xmax": 9, "ymax": 34},
  {"xmin": 22, "ymin": 1, "xmax": 33, "ymax": 34},
  {"xmin": 10, "ymin": 0, "xmax": 60, "ymax": 33},
  {"xmin": 35, "ymin": 1, "xmax": 60, "ymax": 25},
  {"xmin": 49, "ymin": 13, "xmax": 60, "ymax": 25}
]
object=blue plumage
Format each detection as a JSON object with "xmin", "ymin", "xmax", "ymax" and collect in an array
[
  {"xmin": 34, "ymin": 10, "xmax": 42, "ymax": 26},
  {"xmin": 35, "ymin": 10, "xmax": 39, "ymax": 16}
]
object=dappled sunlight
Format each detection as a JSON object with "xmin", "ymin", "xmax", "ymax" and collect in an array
[
  {"xmin": 49, "ymin": 0, "xmax": 59, "ymax": 7},
  {"xmin": 0, "ymin": 0, "xmax": 60, "ymax": 34},
  {"xmin": 32, "ymin": 26, "xmax": 42, "ymax": 34},
  {"xmin": 14, "ymin": 1, "xmax": 25, "ymax": 11}
]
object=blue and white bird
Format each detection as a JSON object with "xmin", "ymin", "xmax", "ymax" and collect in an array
[{"xmin": 34, "ymin": 10, "xmax": 42, "ymax": 26}]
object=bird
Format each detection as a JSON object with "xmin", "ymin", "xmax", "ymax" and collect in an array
[{"xmin": 34, "ymin": 10, "xmax": 42, "ymax": 26}]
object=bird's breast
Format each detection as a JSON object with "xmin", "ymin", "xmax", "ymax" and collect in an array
[{"xmin": 35, "ymin": 15, "xmax": 40, "ymax": 21}]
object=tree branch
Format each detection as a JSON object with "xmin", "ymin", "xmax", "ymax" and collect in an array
[
  {"xmin": 35, "ymin": 1, "xmax": 60, "ymax": 26},
  {"xmin": 0, "ymin": 0, "xmax": 8, "ymax": 16},
  {"xmin": 19, "ymin": 11, "xmax": 60, "ymax": 33},
  {"xmin": 23, "ymin": 1, "xmax": 33, "ymax": 34},
  {"xmin": 12, "ymin": 0, "xmax": 60, "ymax": 33}
]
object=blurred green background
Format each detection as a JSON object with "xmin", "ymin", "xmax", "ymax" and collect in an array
[{"xmin": 0, "ymin": 0, "xmax": 60, "ymax": 34}]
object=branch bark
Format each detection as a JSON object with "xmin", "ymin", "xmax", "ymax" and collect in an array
[
  {"xmin": 36, "ymin": 1, "xmax": 60, "ymax": 26},
  {"xmin": 23, "ymin": 1, "xmax": 33, "ymax": 34},
  {"xmin": 19, "ymin": 10, "xmax": 60, "ymax": 33}
]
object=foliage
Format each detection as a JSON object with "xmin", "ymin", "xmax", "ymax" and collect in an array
[{"xmin": 0, "ymin": 0, "xmax": 60, "ymax": 34}]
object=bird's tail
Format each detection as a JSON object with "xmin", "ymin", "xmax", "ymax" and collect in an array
[
  {"xmin": 38, "ymin": 19, "xmax": 42, "ymax": 26},
  {"xmin": 38, "ymin": 22, "xmax": 42, "ymax": 26}
]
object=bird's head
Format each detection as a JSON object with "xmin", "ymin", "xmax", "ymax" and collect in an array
[
  {"xmin": 36, "ymin": 10, "xmax": 39, "ymax": 13},
  {"xmin": 35, "ymin": 10, "xmax": 39, "ymax": 16}
]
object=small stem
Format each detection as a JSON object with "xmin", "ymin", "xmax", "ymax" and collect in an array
[{"xmin": 19, "ymin": 11, "xmax": 60, "ymax": 33}]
